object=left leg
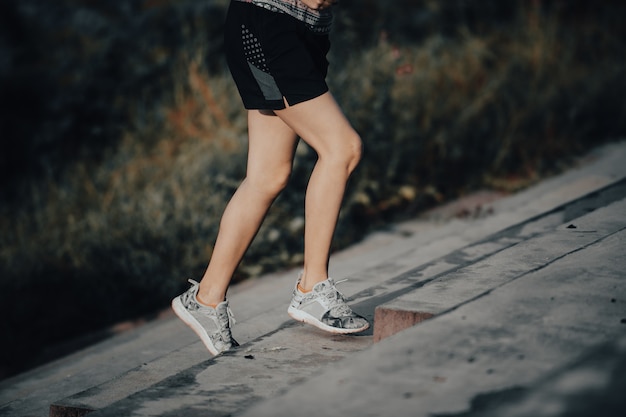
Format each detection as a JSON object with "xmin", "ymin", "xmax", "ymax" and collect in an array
[
  {"xmin": 197, "ymin": 110, "xmax": 299, "ymax": 306},
  {"xmin": 172, "ymin": 109, "xmax": 299, "ymax": 355}
]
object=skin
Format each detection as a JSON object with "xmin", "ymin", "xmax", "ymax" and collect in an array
[
  {"xmin": 196, "ymin": 0, "xmax": 353, "ymax": 306},
  {"xmin": 197, "ymin": 91, "xmax": 362, "ymax": 306},
  {"xmin": 301, "ymin": 0, "xmax": 337, "ymax": 11}
]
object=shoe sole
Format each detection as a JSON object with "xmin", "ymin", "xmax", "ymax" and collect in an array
[
  {"xmin": 172, "ymin": 297, "xmax": 220, "ymax": 356},
  {"xmin": 288, "ymin": 306, "xmax": 370, "ymax": 334}
]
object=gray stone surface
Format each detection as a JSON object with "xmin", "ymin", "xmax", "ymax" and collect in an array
[
  {"xmin": 448, "ymin": 335, "xmax": 626, "ymax": 417},
  {"xmin": 88, "ymin": 325, "xmax": 372, "ymax": 417},
  {"xmin": 241, "ymin": 201, "xmax": 626, "ymax": 417},
  {"xmin": 374, "ymin": 188, "xmax": 626, "ymax": 338}
]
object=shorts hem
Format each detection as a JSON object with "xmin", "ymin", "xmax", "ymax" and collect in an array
[{"xmin": 242, "ymin": 86, "xmax": 329, "ymax": 111}]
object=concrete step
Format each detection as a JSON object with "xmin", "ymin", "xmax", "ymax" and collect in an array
[
  {"xmin": 67, "ymin": 322, "xmax": 374, "ymax": 417},
  {"xmin": 373, "ymin": 178, "xmax": 626, "ymax": 341},
  {"xmin": 1, "ymin": 141, "xmax": 625, "ymax": 417},
  {"xmin": 50, "ymin": 155, "xmax": 626, "ymax": 416},
  {"xmin": 448, "ymin": 334, "xmax": 626, "ymax": 417},
  {"xmin": 238, "ymin": 197, "xmax": 626, "ymax": 417}
]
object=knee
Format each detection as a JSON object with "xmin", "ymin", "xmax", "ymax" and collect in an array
[
  {"xmin": 247, "ymin": 165, "xmax": 292, "ymax": 197},
  {"xmin": 340, "ymin": 131, "xmax": 363, "ymax": 174},
  {"xmin": 348, "ymin": 132, "xmax": 363, "ymax": 172}
]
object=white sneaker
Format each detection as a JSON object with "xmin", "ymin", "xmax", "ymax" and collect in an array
[
  {"xmin": 172, "ymin": 279, "xmax": 237, "ymax": 355},
  {"xmin": 288, "ymin": 276, "xmax": 369, "ymax": 334}
]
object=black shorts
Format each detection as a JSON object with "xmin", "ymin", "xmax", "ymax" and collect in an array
[{"xmin": 224, "ymin": 1, "xmax": 331, "ymax": 110}]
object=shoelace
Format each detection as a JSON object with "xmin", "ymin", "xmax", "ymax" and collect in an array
[
  {"xmin": 222, "ymin": 306, "xmax": 237, "ymax": 327},
  {"xmin": 216, "ymin": 308, "xmax": 236, "ymax": 345},
  {"xmin": 321, "ymin": 278, "xmax": 352, "ymax": 314}
]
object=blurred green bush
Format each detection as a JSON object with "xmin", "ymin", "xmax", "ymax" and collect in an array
[{"xmin": 0, "ymin": 0, "xmax": 625, "ymax": 378}]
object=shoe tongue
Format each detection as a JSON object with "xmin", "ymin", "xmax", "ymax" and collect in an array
[
  {"xmin": 313, "ymin": 278, "xmax": 333, "ymax": 292},
  {"xmin": 215, "ymin": 301, "xmax": 229, "ymax": 314}
]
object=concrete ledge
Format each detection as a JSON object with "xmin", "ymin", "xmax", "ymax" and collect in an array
[
  {"xmin": 237, "ymin": 227, "xmax": 626, "ymax": 417},
  {"xmin": 468, "ymin": 335, "xmax": 626, "ymax": 417},
  {"xmin": 373, "ymin": 306, "xmax": 433, "ymax": 342},
  {"xmin": 373, "ymin": 196, "xmax": 626, "ymax": 344},
  {"xmin": 49, "ymin": 403, "xmax": 94, "ymax": 417},
  {"xmin": 81, "ymin": 323, "xmax": 373, "ymax": 417}
]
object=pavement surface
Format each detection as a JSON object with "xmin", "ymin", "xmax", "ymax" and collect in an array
[{"xmin": 1, "ymin": 140, "xmax": 625, "ymax": 417}]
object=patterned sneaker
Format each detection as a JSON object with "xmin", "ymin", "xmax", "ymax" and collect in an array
[
  {"xmin": 171, "ymin": 279, "xmax": 237, "ymax": 355},
  {"xmin": 287, "ymin": 276, "xmax": 370, "ymax": 334}
]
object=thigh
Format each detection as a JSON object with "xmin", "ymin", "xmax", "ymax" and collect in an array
[
  {"xmin": 274, "ymin": 92, "xmax": 361, "ymax": 159},
  {"xmin": 246, "ymin": 110, "xmax": 299, "ymax": 180}
]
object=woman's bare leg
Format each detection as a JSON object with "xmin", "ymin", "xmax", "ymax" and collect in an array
[
  {"xmin": 197, "ymin": 110, "xmax": 298, "ymax": 305},
  {"xmin": 197, "ymin": 91, "xmax": 359, "ymax": 302},
  {"xmin": 275, "ymin": 92, "xmax": 362, "ymax": 290}
]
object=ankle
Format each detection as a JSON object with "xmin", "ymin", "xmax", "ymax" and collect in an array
[
  {"xmin": 196, "ymin": 284, "xmax": 226, "ymax": 308},
  {"xmin": 196, "ymin": 292, "xmax": 219, "ymax": 308},
  {"xmin": 299, "ymin": 271, "xmax": 328, "ymax": 292}
]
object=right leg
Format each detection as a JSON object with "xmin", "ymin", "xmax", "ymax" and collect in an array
[{"xmin": 197, "ymin": 110, "xmax": 298, "ymax": 305}]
